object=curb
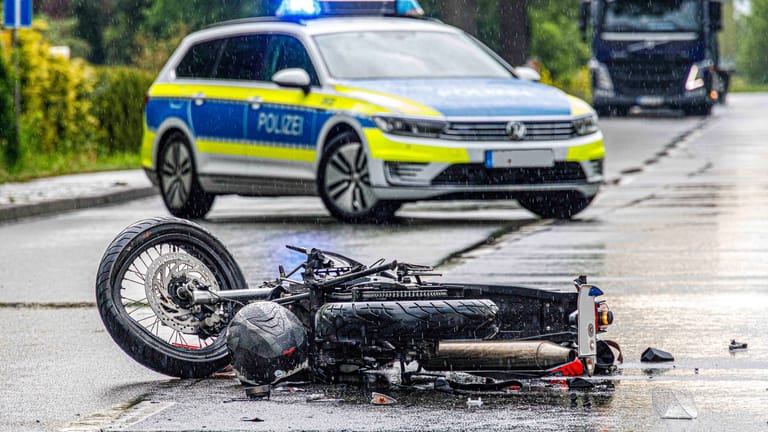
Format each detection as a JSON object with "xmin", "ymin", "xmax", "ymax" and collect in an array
[{"xmin": 0, "ymin": 186, "xmax": 158, "ymax": 224}]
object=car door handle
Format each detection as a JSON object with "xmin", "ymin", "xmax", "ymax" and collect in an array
[
  {"xmin": 247, "ymin": 96, "xmax": 262, "ymax": 110},
  {"xmin": 193, "ymin": 92, "xmax": 206, "ymax": 106}
]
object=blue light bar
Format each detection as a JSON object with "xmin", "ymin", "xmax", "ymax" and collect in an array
[
  {"xmin": 276, "ymin": 0, "xmax": 322, "ymax": 17},
  {"xmin": 276, "ymin": 0, "xmax": 423, "ymax": 17}
]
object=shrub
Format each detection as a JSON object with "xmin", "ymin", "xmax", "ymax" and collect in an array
[
  {"xmin": 91, "ymin": 67, "xmax": 154, "ymax": 155},
  {"xmin": 0, "ymin": 51, "xmax": 18, "ymax": 166},
  {"xmin": 18, "ymin": 20, "xmax": 98, "ymax": 157}
]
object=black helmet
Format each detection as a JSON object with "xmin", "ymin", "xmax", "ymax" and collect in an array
[{"xmin": 226, "ymin": 302, "xmax": 308, "ymax": 386}]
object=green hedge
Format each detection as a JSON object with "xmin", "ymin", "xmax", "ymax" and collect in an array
[
  {"xmin": 92, "ymin": 67, "xmax": 154, "ymax": 155},
  {"xmin": 0, "ymin": 53, "xmax": 18, "ymax": 166},
  {"xmin": 1, "ymin": 21, "xmax": 154, "ymax": 178}
]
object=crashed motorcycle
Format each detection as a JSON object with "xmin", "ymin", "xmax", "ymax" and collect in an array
[{"xmin": 96, "ymin": 217, "xmax": 620, "ymax": 395}]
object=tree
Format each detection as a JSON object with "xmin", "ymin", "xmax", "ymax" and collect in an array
[
  {"xmin": 499, "ymin": 0, "xmax": 528, "ymax": 66},
  {"xmin": 0, "ymin": 52, "xmax": 18, "ymax": 166},
  {"xmin": 73, "ymin": 0, "xmax": 108, "ymax": 64},
  {"xmin": 737, "ymin": 0, "xmax": 768, "ymax": 83},
  {"xmin": 441, "ymin": 0, "xmax": 479, "ymax": 36}
]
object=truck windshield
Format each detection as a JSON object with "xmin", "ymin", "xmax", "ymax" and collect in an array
[
  {"xmin": 600, "ymin": 0, "xmax": 701, "ymax": 33},
  {"xmin": 314, "ymin": 31, "xmax": 513, "ymax": 80}
]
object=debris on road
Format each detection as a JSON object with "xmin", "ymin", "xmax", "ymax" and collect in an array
[
  {"xmin": 306, "ymin": 394, "xmax": 344, "ymax": 404},
  {"xmin": 241, "ymin": 417, "xmax": 265, "ymax": 423},
  {"xmin": 641, "ymin": 347, "xmax": 675, "ymax": 362},
  {"xmin": 467, "ymin": 397, "xmax": 483, "ymax": 408},
  {"xmin": 652, "ymin": 389, "xmax": 697, "ymax": 420},
  {"xmin": 371, "ymin": 392, "xmax": 397, "ymax": 405},
  {"xmin": 729, "ymin": 339, "xmax": 748, "ymax": 352}
]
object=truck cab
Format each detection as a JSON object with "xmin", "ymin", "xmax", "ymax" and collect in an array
[{"xmin": 580, "ymin": 0, "xmax": 727, "ymax": 116}]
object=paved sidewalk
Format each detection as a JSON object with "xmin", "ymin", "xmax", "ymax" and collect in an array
[{"xmin": 0, "ymin": 170, "xmax": 157, "ymax": 223}]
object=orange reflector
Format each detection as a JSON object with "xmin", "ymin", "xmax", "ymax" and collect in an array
[
  {"xmin": 371, "ymin": 392, "xmax": 397, "ymax": 405},
  {"xmin": 599, "ymin": 310, "xmax": 613, "ymax": 326},
  {"xmin": 710, "ymin": 90, "xmax": 718, "ymax": 100}
]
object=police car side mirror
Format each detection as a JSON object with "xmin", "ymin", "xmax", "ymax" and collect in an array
[
  {"xmin": 273, "ymin": 68, "xmax": 312, "ymax": 94},
  {"xmin": 513, "ymin": 66, "xmax": 541, "ymax": 82}
]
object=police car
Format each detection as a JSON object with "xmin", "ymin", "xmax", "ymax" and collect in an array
[{"xmin": 142, "ymin": 0, "xmax": 605, "ymax": 222}]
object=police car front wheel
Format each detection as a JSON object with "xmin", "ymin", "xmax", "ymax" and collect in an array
[
  {"xmin": 516, "ymin": 191, "xmax": 594, "ymax": 220},
  {"xmin": 159, "ymin": 132, "xmax": 215, "ymax": 219},
  {"xmin": 318, "ymin": 131, "xmax": 400, "ymax": 223}
]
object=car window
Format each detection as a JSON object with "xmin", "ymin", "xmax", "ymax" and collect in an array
[
  {"xmin": 265, "ymin": 34, "xmax": 320, "ymax": 86},
  {"xmin": 176, "ymin": 39, "xmax": 224, "ymax": 78},
  {"xmin": 214, "ymin": 34, "xmax": 270, "ymax": 81},
  {"xmin": 314, "ymin": 31, "xmax": 512, "ymax": 80}
]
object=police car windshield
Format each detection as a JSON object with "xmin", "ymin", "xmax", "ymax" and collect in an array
[{"xmin": 314, "ymin": 31, "xmax": 513, "ymax": 80}]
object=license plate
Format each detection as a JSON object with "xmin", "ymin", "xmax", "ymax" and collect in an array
[
  {"xmin": 637, "ymin": 96, "xmax": 664, "ymax": 106},
  {"xmin": 485, "ymin": 150, "xmax": 555, "ymax": 168}
]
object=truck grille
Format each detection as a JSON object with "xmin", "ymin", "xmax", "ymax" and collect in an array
[
  {"xmin": 440, "ymin": 120, "xmax": 577, "ymax": 141},
  {"xmin": 608, "ymin": 60, "xmax": 690, "ymax": 96}
]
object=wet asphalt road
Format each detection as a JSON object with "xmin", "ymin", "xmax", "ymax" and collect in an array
[{"xmin": 1, "ymin": 97, "xmax": 762, "ymax": 431}]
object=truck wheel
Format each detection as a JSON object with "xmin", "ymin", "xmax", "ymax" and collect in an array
[
  {"xmin": 317, "ymin": 131, "xmax": 400, "ymax": 223},
  {"xmin": 159, "ymin": 132, "xmax": 215, "ymax": 219},
  {"xmin": 517, "ymin": 191, "xmax": 595, "ymax": 219}
]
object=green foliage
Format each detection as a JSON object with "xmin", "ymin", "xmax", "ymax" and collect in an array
[
  {"xmin": 529, "ymin": 0, "xmax": 589, "ymax": 83},
  {"xmin": 18, "ymin": 21, "xmax": 98, "ymax": 157},
  {"xmin": 92, "ymin": 67, "xmax": 154, "ymax": 154},
  {"xmin": 0, "ymin": 20, "xmax": 150, "ymax": 180},
  {"xmin": 737, "ymin": 0, "xmax": 768, "ymax": 84},
  {"xmin": 40, "ymin": 16, "xmax": 92, "ymax": 62},
  {"xmin": 0, "ymin": 52, "xmax": 19, "ymax": 166}
]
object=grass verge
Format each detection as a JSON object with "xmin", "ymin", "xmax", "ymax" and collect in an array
[{"xmin": 0, "ymin": 152, "xmax": 141, "ymax": 184}]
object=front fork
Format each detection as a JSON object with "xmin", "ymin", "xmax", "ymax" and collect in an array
[{"xmin": 576, "ymin": 281, "xmax": 603, "ymax": 376}]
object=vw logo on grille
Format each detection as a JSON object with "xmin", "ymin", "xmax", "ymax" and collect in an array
[{"xmin": 506, "ymin": 121, "xmax": 527, "ymax": 141}]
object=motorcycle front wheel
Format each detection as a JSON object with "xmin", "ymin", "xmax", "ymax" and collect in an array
[{"xmin": 96, "ymin": 217, "xmax": 247, "ymax": 378}]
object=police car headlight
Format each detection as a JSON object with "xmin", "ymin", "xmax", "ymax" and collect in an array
[
  {"xmin": 573, "ymin": 114, "xmax": 599, "ymax": 136},
  {"xmin": 374, "ymin": 116, "xmax": 447, "ymax": 138}
]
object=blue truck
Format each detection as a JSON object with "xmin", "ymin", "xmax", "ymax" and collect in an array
[{"xmin": 579, "ymin": 0, "xmax": 729, "ymax": 116}]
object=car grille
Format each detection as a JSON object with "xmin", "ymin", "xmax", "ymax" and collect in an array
[
  {"xmin": 432, "ymin": 163, "xmax": 586, "ymax": 186},
  {"xmin": 439, "ymin": 120, "xmax": 577, "ymax": 141},
  {"xmin": 608, "ymin": 60, "xmax": 690, "ymax": 96}
]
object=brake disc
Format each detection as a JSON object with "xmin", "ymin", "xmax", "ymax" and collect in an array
[{"xmin": 144, "ymin": 252, "xmax": 219, "ymax": 334}]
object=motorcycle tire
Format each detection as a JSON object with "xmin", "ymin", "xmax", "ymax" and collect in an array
[
  {"xmin": 96, "ymin": 217, "xmax": 247, "ymax": 378},
  {"xmin": 316, "ymin": 299, "xmax": 499, "ymax": 345}
]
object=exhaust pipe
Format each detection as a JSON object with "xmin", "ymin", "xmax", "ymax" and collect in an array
[{"xmin": 422, "ymin": 340, "xmax": 576, "ymax": 371}]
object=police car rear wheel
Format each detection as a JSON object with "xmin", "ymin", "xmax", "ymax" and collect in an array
[
  {"xmin": 159, "ymin": 133, "xmax": 214, "ymax": 219},
  {"xmin": 516, "ymin": 191, "xmax": 594, "ymax": 219},
  {"xmin": 318, "ymin": 131, "xmax": 400, "ymax": 223}
]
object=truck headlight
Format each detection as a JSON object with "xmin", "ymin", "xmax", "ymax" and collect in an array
[
  {"xmin": 685, "ymin": 64, "xmax": 706, "ymax": 91},
  {"xmin": 573, "ymin": 114, "xmax": 599, "ymax": 136},
  {"xmin": 589, "ymin": 59, "xmax": 613, "ymax": 91},
  {"xmin": 373, "ymin": 116, "xmax": 447, "ymax": 138}
]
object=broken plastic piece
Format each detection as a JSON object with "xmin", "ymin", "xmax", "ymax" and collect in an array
[
  {"xmin": 307, "ymin": 395, "xmax": 344, "ymax": 404},
  {"xmin": 240, "ymin": 417, "xmax": 265, "ymax": 423},
  {"xmin": 652, "ymin": 389, "xmax": 697, "ymax": 419},
  {"xmin": 466, "ymin": 397, "xmax": 483, "ymax": 408},
  {"xmin": 370, "ymin": 392, "xmax": 397, "ymax": 405},
  {"xmin": 244, "ymin": 384, "xmax": 271, "ymax": 399},
  {"xmin": 641, "ymin": 347, "xmax": 674, "ymax": 363},
  {"xmin": 729, "ymin": 339, "xmax": 747, "ymax": 352}
]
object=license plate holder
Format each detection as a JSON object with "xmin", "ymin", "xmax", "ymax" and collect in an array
[{"xmin": 485, "ymin": 150, "xmax": 555, "ymax": 169}]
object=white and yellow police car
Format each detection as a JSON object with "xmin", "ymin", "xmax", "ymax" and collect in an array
[{"xmin": 142, "ymin": 0, "xmax": 605, "ymax": 222}]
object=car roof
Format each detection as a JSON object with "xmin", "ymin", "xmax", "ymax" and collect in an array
[{"xmin": 189, "ymin": 16, "xmax": 458, "ymax": 42}]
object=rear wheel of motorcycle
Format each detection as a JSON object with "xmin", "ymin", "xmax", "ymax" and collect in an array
[{"xmin": 96, "ymin": 217, "xmax": 247, "ymax": 378}]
